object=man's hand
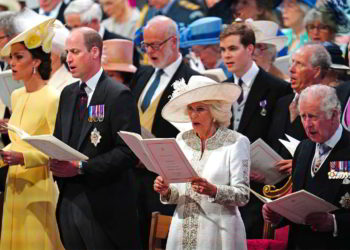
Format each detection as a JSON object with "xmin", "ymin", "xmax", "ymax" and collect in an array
[
  {"xmin": 275, "ymin": 159, "xmax": 293, "ymax": 175},
  {"xmin": 49, "ymin": 159, "xmax": 80, "ymax": 177},
  {"xmin": 250, "ymin": 170, "xmax": 266, "ymax": 183},
  {"xmin": 0, "ymin": 119, "xmax": 9, "ymax": 134},
  {"xmin": 305, "ymin": 212, "xmax": 334, "ymax": 232},
  {"xmin": 262, "ymin": 204, "xmax": 282, "ymax": 225},
  {"xmin": 0, "ymin": 150, "xmax": 24, "ymax": 165}
]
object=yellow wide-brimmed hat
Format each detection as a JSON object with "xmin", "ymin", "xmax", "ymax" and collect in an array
[
  {"xmin": 102, "ymin": 39, "xmax": 137, "ymax": 73},
  {"xmin": 161, "ymin": 75, "xmax": 241, "ymax": 123}
]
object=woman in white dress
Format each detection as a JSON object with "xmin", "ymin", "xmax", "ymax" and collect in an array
[{"xmin": 154, "ymin": 75, "xmax": 251, "ymax": 250}]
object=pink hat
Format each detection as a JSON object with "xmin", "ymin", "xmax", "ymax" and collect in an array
[{"xmin": 102, "ymin": 39, "xmax": 137, "ymax": 73}]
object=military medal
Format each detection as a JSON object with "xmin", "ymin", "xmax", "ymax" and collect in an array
[
  {"xmin": 90, "ymin": 127, "xmax": 101, "ymax": 147},
  {"xmin": 339, "ymin": 192, "xmax": 350, "ymax": 209},
  {"xmin": 98, "ymin": 104, "xmax": 105, "ymax": 122},
  {"xmin": 259, "ymin": 100, "xmax": 267, "ymax": 116},
  {"xmin": 88, "ymin": 105, "xmax": 105, "ymax": 122}
]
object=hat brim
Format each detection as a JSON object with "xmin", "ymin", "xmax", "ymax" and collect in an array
[
  {"xmin": 257, "ymin": 36, "xmax": 287, "ymax": 52},
  {"xmin": 161, "ymin": 83, "xmax": 241, "ymax": 123},
  {"xmin": 181, "ymin": 38, "xmax": 220, "ymax": 48},
  {"xmin": 331, "ymin": 64, "xmax": 350, "ymax": 71},
  {"xmin": 0, "ymin": 1, "xmax": 20, "ymax": 11},
  {"xmin": 1, "ymin": 18, "xmax": 55, "ymax": 57},
  {"xmin": 103, "ymin": 63, "xmax": 137, "ymax": 73}
]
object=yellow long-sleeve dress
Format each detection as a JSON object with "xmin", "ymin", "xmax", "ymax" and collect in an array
[{"xmin": 0, "ymin": 85, "xmax": 63, "ymax": 250}]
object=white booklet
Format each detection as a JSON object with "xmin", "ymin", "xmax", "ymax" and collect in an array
[
  {"xmin": 247, "ymin": 187, "xmax": 338, "ymax": 225},
  {"xmin": 0, "ymin": 70, "xmax": 24, "ymax": 109},
  {"xmin": 251, "ymin": 138, "xmax": 288, "ymax": 185},
  {"xmin": 118, "ymin": 131, "xmax": 198, "ymax": 183},
  {"xmin": 278, "ymin": 134, "xmax": 300, "ymax": 157},
  {"xmin": 2, "ymin": 123, "xmax": 88, "ymax": 161}
]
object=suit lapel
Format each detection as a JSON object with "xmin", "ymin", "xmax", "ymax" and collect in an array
[
  {"xmin": 238, "ymin": 70, "xmax": 269, "ymax": 132},
  {"xmin": 293, "ymin": 140, "xmax": 315, "ymax": 191},
  {"xmin": 77, "ymin": 73, "xmax": 107, "ymax": 150},
  {"xmin": 62, "ymin": 82, "xmax": 80, "ymax": 144},
  {"xmin": 134, "ymin": 67, "xmax": 155, "ymax": 101}
]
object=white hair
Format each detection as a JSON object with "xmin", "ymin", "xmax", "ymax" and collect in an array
[
  {"xmin": 298, "ymin": 84, "xmax": 340, "ymax": 119},
  {"xmin": 202, "ymin": 100, "xmax": 232, "ymax": 128},
  {"xmin": 64, "ymin": 0, "xmax": 102, "ymax": 23}
]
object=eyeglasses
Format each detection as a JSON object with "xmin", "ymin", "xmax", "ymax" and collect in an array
[
  {"xmin": 0, "ymin": 35, "xmax": 8, "ymax": 40},
  {"xmin": 253, "ymin": 44, "xmax": 275, "ymax": 56},
  {"xmin": 307, "ymin": 24, "xmax": 330, "ymax": 32},
  {"xmin": 141, "ymin": 36, "xmax": 174, "ymax": 52}
]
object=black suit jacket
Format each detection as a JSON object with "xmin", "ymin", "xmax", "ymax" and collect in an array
[
  {"xmin": 103, "ymin": 29, "xmax": 140, "ymax": 69},
  {"xmin": 267, "ymin": 93, "xmax": 307, "ymax": 159},
  {"xmin": 54, "ymin": 72, "xmax": 141, "ymax": 249},
  {"xmin": 288, "ymin": 129, "xmax": 350, "ymax": 250},
  {"xmin": 32, "ymin": 1, "xmax": 68, "ymax": 24},
  {"xmin": 336, "ymin": 81, "xmax": 350, "ymax": 113},
  {"xmin": 131, "ymin": 61, "xmax": 200, "ymax": 138}
]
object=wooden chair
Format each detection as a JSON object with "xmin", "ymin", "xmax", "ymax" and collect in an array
[{"xmin": 149, "ymin": 211, "xmax": 172, "ymax": 250}]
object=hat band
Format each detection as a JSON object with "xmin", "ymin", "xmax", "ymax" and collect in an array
[{"xmin": 189, "ymin": 31, "xmax": 221, "ymax": 41}]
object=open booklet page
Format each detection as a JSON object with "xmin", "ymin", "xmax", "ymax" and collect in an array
[
  {"xmin": 246, "ymin": 186, "xmax": 338, "ymax": 224},
  {"xmin": 118, "ymin": 131, "xmax": 198, "ymax": 183},
  {"xmin": 2, "ymin": 123, "xmax": 88, "ymax": 161},
  {"xmin": 0, "ymin": 70, "xmax": 24, "ymax": 109},
  {"xmin": 278, "ymin": 134, "xmax": 300, "ymax": 157},
  {"xmin": 251, "ymin": 138, "xmax": 288, "ymax": 185}
]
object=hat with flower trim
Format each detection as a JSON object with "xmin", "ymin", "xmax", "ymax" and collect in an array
[
  {"xmin": 1, "ymin": 10, "xmax": 56, "ymax": 57},
  {"xmin": 161, "ymin": 75, "xmax": 241, "ymax": 122}
]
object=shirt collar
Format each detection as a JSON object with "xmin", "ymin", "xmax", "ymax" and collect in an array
[
  {"xmin": 39, "ymin": 1, "xmax": 63, "ymax": 18},
  {"xmin": 322, "ymin": 124, "xmax": 343, "ymax": 149},
  {"xmin": 233, "ymin": 61, "xmax": 259, "ymax": 88},
  {"xmin": 156, "ymin": 53, "xmax": 182, "ymax": 78},
  {"xmin": 99, "ymin": 25, "xmax": 105, "ymax": 39},
  {"xmin": 81, "ymin": 68, "xmax": 103, "ymax": 92}
]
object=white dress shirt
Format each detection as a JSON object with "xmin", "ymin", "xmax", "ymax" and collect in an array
[{"xmin": 81, "ymin": 68, "xmax": 103, "ymax": 106}]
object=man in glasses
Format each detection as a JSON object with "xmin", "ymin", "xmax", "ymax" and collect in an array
[{"xmin": 131, "ymin": 15, "xmax": 200, "ymax": 249}]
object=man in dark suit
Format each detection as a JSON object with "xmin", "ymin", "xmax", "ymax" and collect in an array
[
  {"xmin": 63, "ymin": 0, "xmax": 140, "ymax": 68},
  {"xmin": 267, "ymin": 44, "xmax": 332, "ymax": 172},
  {"xmin": 263, "ymin": 84, "xmax": 350, "ymax": 250},
  {"xmin": 49, "ymin": 27, "xmax": 141, "ymax": 250},
  {"xmin": 131, "ymin": 15, "xmax": 200, "ymax": 248},
  {"xmin": 32, "ymin": 0, "xmax": 68, "ymax": 24},
  {"xmin": 219, "ymin": 21, "xmax": 291, "ymax": 239}
]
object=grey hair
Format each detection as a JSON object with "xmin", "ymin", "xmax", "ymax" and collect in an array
[
  {"xmin": 64, "ymin": 0, "xmax": 102, "ymax": 23},
  {"xmin": 201, "ymin": 100, "xmax": 232, "ymax": 128},
  {"xmin": 0, "ymin": 11, "xmax": 17, "ymax": 38},
  {"xmin": 298, "ymin": 84, "xmax": 341, "ymax": 119},
  {"xmin": 303, "ymin": 8, "xmax": 336, "ymax": 34},
  {"xmin": 307, "ymin": 44, "xmax": 331, "ymax": 78}
]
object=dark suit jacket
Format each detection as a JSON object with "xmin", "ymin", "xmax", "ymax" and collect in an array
[
  {"xmin": 336, "ymin": 81, "xmax": 350, "ymax": 113},
  {"xmin": 102, "ymin": 28, "xmax": 140, "ymax": 69},
  {"xmin": 131, "ymin": 61, "xmax": 200, "ymax": 138},
  {"xmin": 54, "ymin": 72, "xmax": 141, "ymax": 249},
  {"xmin": 226, "ymin": 68, "xmax": 291, "ymax": 238},
  {"xmin": 32, "ymin": 1, "xmax": 68, "ymax": 24},
  {"xmin": 288, "ymin": 129, "xmax": 350, "ymax": 250},
  {"xmin": 267, "ymin": 93, "xmax": 307, "ymax": 159}
]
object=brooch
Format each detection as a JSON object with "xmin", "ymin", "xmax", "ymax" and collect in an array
[
  {"xmin": 90, "ymin": 127, "xmax": 101, "ymax": 147},
  {"xmin": 339, "ymin": 192, "xmax": 350, "ymax": 209},
  {"xmin": 259, "ymin": 100, "xmax": 267, "ymax": 116}
]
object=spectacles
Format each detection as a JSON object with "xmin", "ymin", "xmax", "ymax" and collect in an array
[
  {"xmin": 141, "ymin": 36, "xmax": 174, "ymax": 52},
  {"xmin": 253, "ymin": 44, "xmax": 275, "ymax": 56},
  {"xmin": 0, "ymin": 35, "xmax": 8, "ymax": 40},
  {"xmin": 307, "ymin": 24, "xmax": 330, "ymax": 32}
]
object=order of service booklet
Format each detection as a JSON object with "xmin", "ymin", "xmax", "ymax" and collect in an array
[
  {"xmin": 118, "ymin": 131, "xmax": 198, "ymax": 183},
  {"xmin": 1, "ymin": 123, "xmax": 88, "ymax": 161},
  {"xmin": 247, "ymin": 187, "xmax": 338, "ymax": 225}
]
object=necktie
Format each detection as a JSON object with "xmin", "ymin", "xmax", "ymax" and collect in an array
[
  {"xmin": 79, "ymin": 83, "xmax": 88, "ymax": 121},
  {"xmin": 237, "ymin": 78, "xmax": 244, "ymax": 104},
  {"xmin": 289, "ymin": 94, "xmax": 299, "ymax": 123},
  {"xmin": 313, "ymin": 143, "xmax": 331, "ymax": 174},
  {"xmin": 141, "ymin": 69, "xmax": 164, "ymax": 112},
  {"xmin": 345, "ymin": 99, "xmax": 350, "ymax": 128}
]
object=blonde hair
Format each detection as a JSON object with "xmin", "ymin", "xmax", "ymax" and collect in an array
[{"xmin": 202, "ymin": 100, "xmax": 232, "ymax": 128}]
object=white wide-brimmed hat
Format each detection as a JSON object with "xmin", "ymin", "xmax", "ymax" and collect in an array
[
  {"xmin": 0, "ymin": 0, "xmax": 20, "ymax": 12},
  {"xmin": 249, "ymin": 20, "xmax": 287, "ymax": 52},
  {"xmin": 1, "ymin": 9, "xmax": 56, "ymax": 57},
  {"xmin": 161, "ymin": 75, "xmax": 241, "ymax": 123}
]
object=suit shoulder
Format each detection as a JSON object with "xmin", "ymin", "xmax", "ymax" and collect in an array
[{"xmin": 174, "ymin": 1, "xmax": 204, "ymax": 20}]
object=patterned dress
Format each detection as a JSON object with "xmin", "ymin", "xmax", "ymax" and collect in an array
[{"xmin": 162, "ymin": 127, "xmax": 250, "ymax": 250}]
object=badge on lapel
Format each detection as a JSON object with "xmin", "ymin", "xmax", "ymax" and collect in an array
[
  {"xmin": 259, "ymin": 100, "xmax": 267, "ymax": 116},
  {"xmin": 328, "ymin": 161, "xmax": 350, "ymax": 180},
  {"xmin": 339, "ymin": 192, "xmax": 350, "ymax": 209},
  {"xmin": 90, "ymin": 127, "xmax": 101, "ymax": 147},
  {"xmin": 88, "ymin": 105, "xmax": 105, "ymax": 122}
]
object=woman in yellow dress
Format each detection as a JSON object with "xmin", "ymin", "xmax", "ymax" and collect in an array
[{"xmin": 0, "ymin": 17, "xmax": 63, "ymax": 249}]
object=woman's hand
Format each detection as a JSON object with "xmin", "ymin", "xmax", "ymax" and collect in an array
[
  {"xmin": 191, "ymin": 177, "xmax": 217, "ymax": 198},
  {"xmin": 0, "ymin": 119, "xmax": 9, "ymax": 134},
  {"xmin": 154, "ymin": 176, "xmax": 170, "ymax": 196},
  {"xmin": 1, "ymin": 151, "xmax": 24, "ymax": 166}
]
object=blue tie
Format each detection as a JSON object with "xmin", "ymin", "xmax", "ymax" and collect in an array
[{"xmin": 141, "ymin": 69, "xmax": 164, "ymax": 112}]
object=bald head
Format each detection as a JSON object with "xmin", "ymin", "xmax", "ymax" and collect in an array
[{"xmin": 145, "ymin": 16, "xmax": 179, "ymax": 44}]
